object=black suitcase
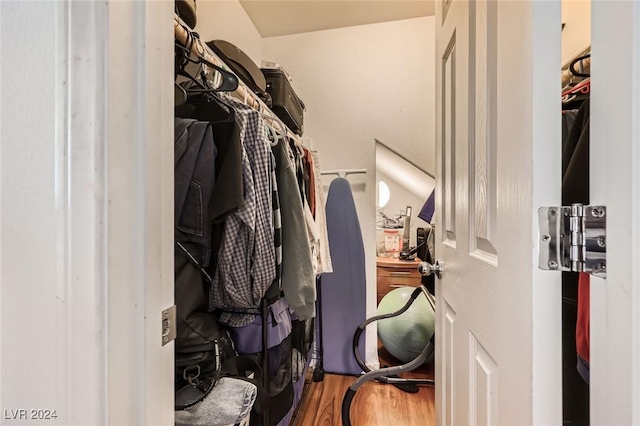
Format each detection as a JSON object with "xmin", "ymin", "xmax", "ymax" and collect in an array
[
  {"xmin": 261, "ymin": 69, "xmax": 305, "ymax": 136},
  {"xmin": 206, "ymin": 40, "xmax": 272, "ymax": 107}
]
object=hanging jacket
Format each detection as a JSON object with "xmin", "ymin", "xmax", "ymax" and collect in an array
[
  {"xmin": 272, "ymin": 138, "xmax": 316, "ymax": 320},
  {"xmin": 174, "ymin": 117, "xmax": 219, "ymax": 357},
  {"xmin": 562, "ymin": 99, "xmax": 591, "ymax": 385}
]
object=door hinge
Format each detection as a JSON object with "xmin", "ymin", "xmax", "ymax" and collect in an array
[
  {"xmin": 538, "ymin": 204, "xmax": 606, "ymax": 278},
  {"xmin": 162, "ymin": 305, "xmax": 177, "ymax": 346}
]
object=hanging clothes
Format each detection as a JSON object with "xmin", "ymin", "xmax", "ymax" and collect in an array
[
  {"xmin": 173, "ymin": 28, "xmax": 329, "ymax": 426},
  {"xmin": 175, "ymin": 96, "xmax": 245, "ymax": 276},
  {"xmin": 311, "ymin": 151, "xmax": 333, "ymax": 275},
  {"xmin": 563, "ymin": 99, "xmax": 591, "ymax": 385},
  {"xmin": 304, "ymin": 201, "xmax": 321, "ymax": 276},
  {"xmin": 576, "ymin": 272, "xmax": 590, "ymax": 383},
  {"xmin": 174, "ymin": 117, "xmax": 219, "ymax": 352},
  {"xmin": 290, "ymin": 141, "xmax": 309, "ymax": 205},
  {"xmin": 175, "ymin": 118, "xmax": 217, "ymax": 241},
  {"xmin": 209, "ymin": 95, "xmax": 276, "ymax": 327},
  {"xmin": 563, "ymin": 99, "xmax": 590, "ymax": 206},
  {"xmin": 302, "ymin": 148, "xmax": 317, "ymax": 217},
  {"xmin": 266, "ymin": 152, "xmax": 284, "ymax": 303},
  {"xmin": 272, "ymin": 137, "xmax": 316, "ymax": 320},
  {"xmin": 561, "ymin": 96, "xmax": 591, "ymax": 426}
]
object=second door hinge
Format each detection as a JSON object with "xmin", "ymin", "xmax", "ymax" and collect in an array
[{"xmin": 538, "ymin": 204, "xmax": 606, "ymax": 278}]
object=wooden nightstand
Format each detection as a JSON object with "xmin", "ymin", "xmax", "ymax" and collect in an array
[{"xmin": 376, "ymin": 257, "xmax": 423, "ymax": 304}]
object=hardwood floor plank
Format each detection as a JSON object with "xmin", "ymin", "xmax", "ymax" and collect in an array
[{"xmin": 294, "ymin": 373, "xmax": 435, "ymax": 426}]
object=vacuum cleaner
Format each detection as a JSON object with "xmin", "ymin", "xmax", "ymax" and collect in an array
[{"xmin": 341, "ymin": 263, "xmax": 438, "ymax": 426}]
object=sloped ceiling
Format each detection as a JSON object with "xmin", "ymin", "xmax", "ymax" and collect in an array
[{"xmin": 239, "ymin": 0, "xmax": 435, "ymax": 38}]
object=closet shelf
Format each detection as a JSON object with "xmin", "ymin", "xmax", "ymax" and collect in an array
[{"xmin": 174, "ymin": 15, "xmax": 300, "ymax": 142}]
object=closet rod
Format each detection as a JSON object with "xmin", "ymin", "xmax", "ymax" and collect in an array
[
  {"xmin": 174, "ymin": 15, "xmax": 300, "ymax": 142},
  {"xmin": 320, "ymin": 169, "xmax": 367, "ymax": 178},
  {"xmin": 561, "ymin": 46, "xmax": 591, "ymax": 86}
]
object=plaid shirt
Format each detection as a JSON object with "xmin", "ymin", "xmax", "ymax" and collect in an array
[{"xmin": 210, "ymin": 96, "xmax": 276, "ymax": 326}]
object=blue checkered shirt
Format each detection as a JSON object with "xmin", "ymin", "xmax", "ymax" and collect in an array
[{"xmin": 210, "ymin": 95, "xmax": 276, "ymax": 326}]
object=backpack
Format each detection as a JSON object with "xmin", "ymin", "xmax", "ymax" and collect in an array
[
  {"xmin": 175, "ymin": 319, "xmax": 241, "ymax": 409},
  {"xmin": 175, "ymin": 238, "xmax": 268, "ymax": 411}
]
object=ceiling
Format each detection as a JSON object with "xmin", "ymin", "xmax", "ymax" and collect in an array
[{"xmin": 239, "ymin": 1, "xmax": 435, "ymax": 38}]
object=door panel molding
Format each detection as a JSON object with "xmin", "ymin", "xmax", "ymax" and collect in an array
[
  {"xmin": 442, "ymin": 0, "xmax": 452, "ymax": 24},
  {"xmin": 469, "ymin": 332, "xmax": 497, "ymax": 426},
  {"xmin": 442, "ymin": 33, "xmax": 457, "ymax": 246},
  {"xmin": 441, "ymin": 300, "xmax": 457, "ymax": 426},
  {"xmin": 469, "ymin": 0, "xmax": 498, "ymax": 261}
]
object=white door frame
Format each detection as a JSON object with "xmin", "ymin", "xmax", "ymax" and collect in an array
[
  {"xmin": 54, "ymin": 0, "xmax": 175, "ymax": 423},
  {"xmin": 2, "ymin": 1, "xmax": 175, "ymax": 424},
  {"xmin": 103, "ymin": 1, "xmax": 175, "ymax": 424},
  {"xmin": 590, "ymin": 2, "xmax": 640, "ymax": 425}
]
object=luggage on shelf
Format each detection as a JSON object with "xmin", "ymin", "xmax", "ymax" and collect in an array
[{"xmin": 261, "ymin": 68, "xmax": 305, "ymax": 136}]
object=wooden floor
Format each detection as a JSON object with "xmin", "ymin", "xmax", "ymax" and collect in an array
[{"xmin": 292, "ymin": 346, "xmax": 436, "ymax": 426}]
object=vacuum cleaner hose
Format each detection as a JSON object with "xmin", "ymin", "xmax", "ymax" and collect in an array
[
  {"xmin": 341, "ymin": 340, "xmax": 432, "ymax": 426},
  {"xmin": 352, "ymin": 286, "xmax": 424, "ymax": 373},
  {"xmin": 341, "ymin": 389, "xmax": 356, "ymax": 426},
  {"xmin": 342, "ymin": 285, "xmax": 437, "ymax": 425}
]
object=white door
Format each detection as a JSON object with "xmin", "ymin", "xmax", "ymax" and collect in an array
[
  {"xmin": 434, "ymin": 1, "xmax": 563, "ymax": 425},
  {"xmin": 590, "ymin": 2, "xmax": 640, "ymax": 425}
]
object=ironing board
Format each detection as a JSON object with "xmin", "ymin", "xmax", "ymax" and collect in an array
[{"xmin": 321, "ymin": 177, "xmax": 367, "ymax": 375}]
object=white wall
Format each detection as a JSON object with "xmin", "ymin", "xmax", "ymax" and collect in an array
[
  {"xmin": 195, "ymin": 0, "xmax": 263, "ymax": 65},
  {"xmin": 263, "ymin": 16, "xmax": 436, "ymax": 366},
  {"xmin": 562, "ymin": 0, "xmax": 591, "ymax": 62},
  {"xmin": 263, "ymin": 17, "xmax": 436, "ymax": 175}
]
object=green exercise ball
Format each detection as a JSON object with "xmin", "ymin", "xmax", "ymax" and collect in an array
[{"xmin": 377, "ymin": 286, "xmax": 435, "ymax": 363}]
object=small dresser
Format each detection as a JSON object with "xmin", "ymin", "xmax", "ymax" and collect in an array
[{"xmin": 376, "ymin": 257, "xmax": 423, "ymax": 304}]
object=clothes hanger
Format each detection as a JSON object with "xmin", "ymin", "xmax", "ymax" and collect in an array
[
  {"xmin": 175, "ymin": 67, "xmax": 238, "ymax": 126},
  {"xmin": 175, "ymin": 32, "xmax": 241, "ymax": 124},
  {"xmin": 561, "ymin": 76, "xmax": 590, "ymax": 106},
  {"xmin": 258, "ymin": 112, "xmax": 287, "ymax": 147},
  {"xmin": 561, "ymin": 72, "xmax": 576, "ymax": 94},
  {"xmin": 263, "ymin": 121, "xmax": 279, "ymax": 147},
  {"xmin": 175, "ymin": 45, "xmax": 213, "ymax": 94},
  {"xmin": 175, "ymin": 24, "xmax": 239, "ymax": 92},
  {"xmin": 562, "ymin": 78, "xmax": 590, "ymax": 97},
  {"xmin": 253, "ymin": 93, "xmax": 279, "ymax": 145},
  {"xmin": 175, "ymin": 26, "xmax": 239, "ymax": 94},
  {"xmin": 175, "ymin": 43, "xmax": 239, "ymax": 93},
  {"xmin": 569, "ymin": 53, "xmax": 591, "ymax": 78}
]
